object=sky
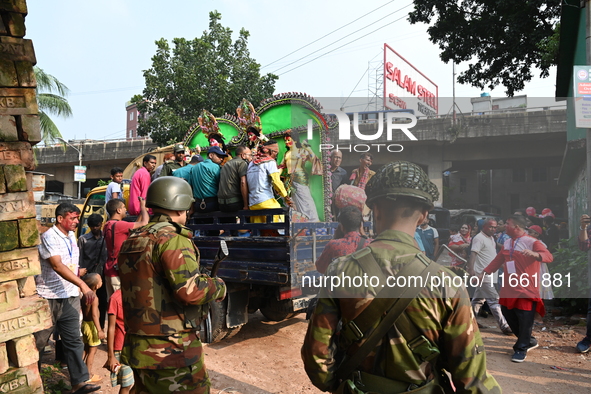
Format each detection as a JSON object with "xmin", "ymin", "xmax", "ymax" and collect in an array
[{"xmin": 26, "ymin": 0, "xmax": 560, "ymax": 143}]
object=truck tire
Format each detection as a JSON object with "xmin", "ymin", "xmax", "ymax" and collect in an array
[
  {"xmin": 260, "ymin": 299, "xmax": 297, "ymax": 322},
  {"xmin": 201, "ymin": 298, "xmax": 244, "ymax": 343},
  {"xmin": 203, "ymin": 298, "xmax": 229, "ymax": 343}
]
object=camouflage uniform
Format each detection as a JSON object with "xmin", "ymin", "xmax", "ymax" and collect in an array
[
  {"xmin": 119, "ymin": 214, "xmax": 226, "ymax": 393},
  {"xmin": 160, "ymin": 160, "xmax": 185, "ymax": 177},
  {"xmin": 301, "ymin": 161, "xmax": 501, "ymax": 394},
  {"xmin": 302, "ymin": 230, "xmax": 500, "ymax": 393}
]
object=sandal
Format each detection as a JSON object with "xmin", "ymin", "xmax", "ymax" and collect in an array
[{"xmin": 71, "ymin": 383, "xmax": 101, "ymax": 394}]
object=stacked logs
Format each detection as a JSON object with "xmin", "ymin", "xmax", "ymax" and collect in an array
[{"xmin": 0, "ymin": 1, "xmax": 52, "ymax": 393}]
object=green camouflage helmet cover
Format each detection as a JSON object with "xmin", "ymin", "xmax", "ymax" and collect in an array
[
  {"xmin": 146, "ymin": 176, "xmax": 194, "ymax": 210},
  {"xmin": 365, "ymin": 161, "xmax": 439, "ymax": 209}
]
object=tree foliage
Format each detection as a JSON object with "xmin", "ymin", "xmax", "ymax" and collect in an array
[
  {"xmin": 408, "ymin": 1, "xmax": 561, "ymax": 96},
  {"xmin": 34, "ymin": 66, "xmax": 72, "ymax": 145},
  {"xmin": 133, "ymin": 11, "xmax": 278, "ymax": 146}
]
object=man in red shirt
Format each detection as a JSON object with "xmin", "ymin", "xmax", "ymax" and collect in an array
[
  {"xmin": 128, "ymin": 154, "xmax": 157, "ymax": 216},
  {"xmin": 103, "ymin": 198, "xmax": 149, "ymax": 299},
  {"xmin": 315, "ymin": 206, "xmax": 372, "ymax": 274},
  {"xmin": 483, "ymin": 215, "xmax": 553, "ymax": 363}
]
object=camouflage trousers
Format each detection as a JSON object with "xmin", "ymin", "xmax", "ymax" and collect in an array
[{"xmin": 132, "ymin": 365, "xmax": 210, "ymax": 394}]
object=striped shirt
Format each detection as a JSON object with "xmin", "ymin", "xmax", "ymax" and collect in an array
[{"xmin": 36, "ymin": 225, "xmax": 80, "ymax": 299}]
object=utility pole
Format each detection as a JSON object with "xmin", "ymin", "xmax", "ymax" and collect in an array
[
  {"xmin": 445, "ymin": 63, "xmax": 462, "ymax": 122},
  {"xmin": 58, "ymin": 138, "xmax": 83, "ymax": 199}
]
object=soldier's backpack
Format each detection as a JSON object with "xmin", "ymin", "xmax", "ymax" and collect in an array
[
  {"xmin": 119, "ymin": 221, "xmax": 207, "ymax": 336},
  {"xmin": 334, "ymin": 247, "xmax": 448, "ymax": 394}
]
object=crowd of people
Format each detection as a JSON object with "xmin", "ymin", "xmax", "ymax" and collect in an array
[
  {"xmin": 33, "ymin": 140, "xmax": 591, "ymax": 394},
  {"xmin": 100, "ymin": 140, "xmax": 379, "ymax": 233},
  {"xmin": 412, "ymin": 207, "xmax": 578, "ymax": 364}
]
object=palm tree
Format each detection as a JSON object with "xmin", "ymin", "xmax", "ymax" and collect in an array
[{"xmin": 34, "ymin": 66, "xmax": 72, "ymax": 145}]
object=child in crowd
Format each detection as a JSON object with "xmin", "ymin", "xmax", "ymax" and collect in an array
[
  {"xmin": 105, "ymin": 289, "xmax": 134, "ymax": 393},
  {"xmin": 81, "ymin": 273, "xmax": 106, "ymax": 383},
  {"xmin": 449, "ymin": 224, "xmax": 458, "ymax": 237},
  {"xmin": 105, "ymin": 167, "xmax": 124, "ymax": 204}
]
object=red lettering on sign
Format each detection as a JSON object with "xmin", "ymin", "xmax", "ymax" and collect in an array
[
  {"xmin": 418, "ymin": 85, "xmax": 437, "ymax": 111},
  {"xmin": 388, "ymin": 94, "xmax": 407, "ymax": 109},
  {"xmin": 385, "ymin": 62, "xmax": 394, "ymax": 81},
  {"xmin": 578, "ymin": 83, "xmax": 591, "ymax": 95},
  {"xmin": 402, "ymin": 75, "xmax": 416, "ymax": 95}
]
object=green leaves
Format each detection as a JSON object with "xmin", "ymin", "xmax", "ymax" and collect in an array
[
  {"xmin": 134, "ymin": 11, "xmax": 278, "ymax": 146},
  {"xmin": 34, "ymin": 66, "xmax": 73, "ymax": 146},
  {"xmin": 549, "ymin": 238, "xmax": 590, "ymax": 313},
  {"xmin": 408, "ymin": 0, "xmax": 561, "ymax": 96}
]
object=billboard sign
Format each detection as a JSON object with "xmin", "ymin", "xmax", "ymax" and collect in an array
[
  {"xmin": 573, "ymin": 65, "xmax": 591, "ymax": 128},
  {"xmin": 74, "ymin": 165, "xmax": 86, "ymax": 182},
  {"xmin": 383, "ymin": 44, "xmax": 438, "ymax": 116}
]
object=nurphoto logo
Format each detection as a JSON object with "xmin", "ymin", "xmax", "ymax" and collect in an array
[{"xmin": 309, "ymin": 108, "xmax": 418, "ymax": 153}]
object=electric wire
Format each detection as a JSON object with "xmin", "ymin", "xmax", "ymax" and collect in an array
[
  {"xmin": 271, "ymin": 3, "xmax": 412, "ymax": 75},
  {"xmin": 262, "ymin": 0, "xmax": 396, "ymax": 69},
  {"xmin": 277, "ymin": 12, "xmax": 409, "ymax": 76}
]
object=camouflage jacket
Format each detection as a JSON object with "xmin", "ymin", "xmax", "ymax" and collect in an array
[
  {"xmin": 160, "ymin": 161, "xmax": 184, "ymax": 177},
  {"xmin": 119, "ymin": 214, "xmax": 226, "ymax": 369},
  {"xmin": 301, "ymin": 229, "xmax": 501, "ymax": 393}
]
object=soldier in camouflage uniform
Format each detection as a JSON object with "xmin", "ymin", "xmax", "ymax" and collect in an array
[
  {"xmin": 160, "ymin": 144, "xmax": 187, "ymax": 177},
  {"xmin": 302, "ymin": 161, "xmax": 501, "ymax": 394},
  {"xmin": 118, "ymin": 176, "xmax": 226, "ymax": 393}
]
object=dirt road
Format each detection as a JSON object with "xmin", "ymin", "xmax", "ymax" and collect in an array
[
  {"xmin": 43, "ymin": 311, "xmax": 591, "ymax": 394},
  {"xmin": 207, "ymin": 313, "xmax": 591, "ymax": 394}
]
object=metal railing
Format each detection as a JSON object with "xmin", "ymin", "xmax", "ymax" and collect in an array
[{"xmin": 35, "ymin": 136, "xmax": 154, "ymax": 148}]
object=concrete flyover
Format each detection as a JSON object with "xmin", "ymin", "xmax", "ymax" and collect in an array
[
  {"xmin": 35, "ymin": 138, "xmax": 158, "ymax": 197},
  {"xmin": 333, "ymin": 108, "xmax": 566, "ymax": 206},
  {"xmin": 33, "ymin": 109, "xmax": 566, "ymax": 203}
]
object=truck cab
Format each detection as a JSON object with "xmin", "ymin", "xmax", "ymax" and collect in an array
[{"xmin": 77, "ymin": 183, "xmax": 130, "ymax": 237}]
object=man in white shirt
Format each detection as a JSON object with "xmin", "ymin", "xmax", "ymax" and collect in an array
[
  {"xmin": 468, "ymin": 218, "xmax": 512, "ymax": 335},
  {"xmin": 34, "ymin": 203, "xmax": 100, "ymax": 394}
]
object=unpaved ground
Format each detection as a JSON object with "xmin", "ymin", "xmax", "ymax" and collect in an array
[
  {"xmin": 39, "ymin": 243, "xmax": 591, "ymax": 393},
  {"xmin": 42, "ymin": 311, "xmax": 591, "ymax": 394}
]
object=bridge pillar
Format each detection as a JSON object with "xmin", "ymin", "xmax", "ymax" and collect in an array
[
  {"xmin": 51, "ymin": 167, "xmax": 77, "ymax": 198},
  {"xmin": 428, "ymin": 160, "xmax": 451, "ymax": 207},
  {"xmin": 406, "ymin": 145, "xmax": 450, "ymax": 207}
]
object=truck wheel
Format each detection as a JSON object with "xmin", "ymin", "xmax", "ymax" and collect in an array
[
  {"xmin": 202, "ymin": 298, "xmax": 229, "ymax": 343},
  {"xmin": 260, "ymin": 299, "xmax": 297, "ymax": 322}
]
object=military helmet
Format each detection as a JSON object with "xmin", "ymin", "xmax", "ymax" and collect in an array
[
  {"xmin": 146, "ymin": 176, "xmax": 194, "ymax": 211},
  {"xmin": 365, "ymin": 161, "xmax": 439, "ymax": 209}
]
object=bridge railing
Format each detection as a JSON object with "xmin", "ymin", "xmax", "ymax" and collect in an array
[
  {"xmin": 351, "ymin": 104, "xmax": 567, "ymax": 124},
  {"xmin": 35, "ymin": 136, "xmax": 154, "ymax": 149}
]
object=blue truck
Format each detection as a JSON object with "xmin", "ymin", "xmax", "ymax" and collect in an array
[{"xmin": 188, "ymin": 208, "xmax": 335, "ymax": 343}]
